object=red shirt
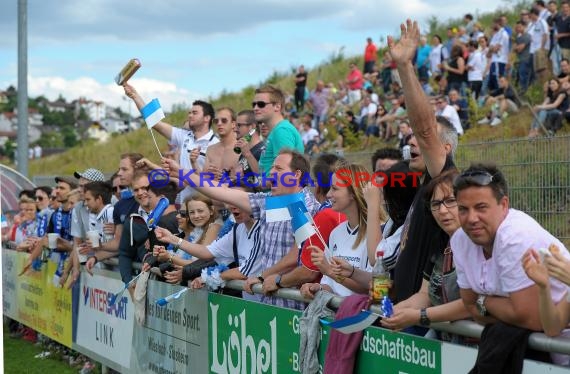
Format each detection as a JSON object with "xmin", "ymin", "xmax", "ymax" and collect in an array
[
  {"xmin": 300, "ymin": 208, "xmax": 347, "ymax": 273},
  {"xmin": 346, "ymin": 68, "xmax": 364, "ymax": 90},
  {"xmin": 364, "ymin": 43, "xmax": 378, "ymax": 62}
]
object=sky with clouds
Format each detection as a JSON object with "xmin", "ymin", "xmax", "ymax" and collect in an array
[{"xmin": 0, "ymin": 0, "xmax": 506, "ymax": 114}]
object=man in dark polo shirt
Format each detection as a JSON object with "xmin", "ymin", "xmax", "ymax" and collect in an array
[{"xmin": 388, "ymin": 20, "xmax": 459, "ymax": 335}]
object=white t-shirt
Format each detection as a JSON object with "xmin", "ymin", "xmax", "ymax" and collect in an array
[
  {"xmin": 467, "ymin": 50, "xmax": 486, "ymax": 81},
  {"xmin": 429, "ymin": 44, "xmax": 444, "ymax": 75},
  {"xmin": 207, "ymin": 220, "xmax": 262, "ymax": 277},
  {"xmin": 528, "ymin": 19, "xmax": 550, "ymax": 54},
  {"xmin": 321, "ymin": 222, "xmax": 370, "ymax": 297},
  {"xmin": 489, "ymin": 28, "xmax": 510, "ymax": 64},
  {"xmin": 377, "ymin": 219, "xmax": 403, "ymax": 271},
  {"xmin": 207, "ymin": 221, "xmax": 262, "ymax": 301},
  {"xmin": 301, "ymin": 128, "xmax": 319, "ymax": 146},
  {"xmin": 88, "ymin": 204, "xmax": 115, "ymax": 244},
  {"xmin": 452, "ymin": 209, "xmax": 569, "ymax": 303},
  {"xmin": 437, "ymin": 105, "xmax": 464, "ymax": 135},
  {"xmin": 170, "ymin": 127, "xmax": 219, "ymax": 202}
]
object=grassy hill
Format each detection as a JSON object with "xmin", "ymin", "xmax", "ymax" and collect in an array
[{"xmin": 20, "ymin": 0, "xmax": 569, "ymax": 177}]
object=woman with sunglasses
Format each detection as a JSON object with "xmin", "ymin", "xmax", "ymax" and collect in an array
[{"xmin": 34, "ymin": 186, "xmax": 53, "ymax": 238}]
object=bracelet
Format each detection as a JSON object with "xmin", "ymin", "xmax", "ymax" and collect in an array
[
  {"xmin": 174, "ymin": 237, "xmax": 183, "ymax": 249},
  {"xmin": 348, "ymin": 264, "xmax": 355, "ymax": 278}
]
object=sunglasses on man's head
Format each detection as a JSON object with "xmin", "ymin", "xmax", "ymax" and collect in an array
[
  {"xmin": 453, "ymin": 170, "xmax": 495, "ymax": 189},
  {"xmin": 251, "ymin": 101, "xmax": 272, "ymax": 109}
]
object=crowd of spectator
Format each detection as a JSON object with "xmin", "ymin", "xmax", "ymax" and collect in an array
[{"xmin": 3, "ymin": 6, "xmax": 570, "ymax": 371}]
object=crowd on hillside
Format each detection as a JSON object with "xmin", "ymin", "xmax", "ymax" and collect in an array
[{"xmin": 4, "ymin": 5, "xmax": 570, "ymax": 372}]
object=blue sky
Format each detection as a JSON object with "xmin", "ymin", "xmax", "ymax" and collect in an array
[{"xmin": 0, "ymin": 0, "xmax": 503, "ymax": 114}]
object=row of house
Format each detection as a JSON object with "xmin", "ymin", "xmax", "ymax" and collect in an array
[{"xmin": 0, "ymin": 91, "xmax": 142, "ymax": 146}]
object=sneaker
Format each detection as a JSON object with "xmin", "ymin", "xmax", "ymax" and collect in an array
[
  {"xmin": 477, "ymin": 117, "xmax": 490, "ymax": 125},
  {"xmin": 490, "ymin": 117, "xmax": 502, "ymax": 126},
  {"xmin": 34, "ymin": 351, "xmax": 51, "ymax": 359},
  {"xmin": 80, "ymin": 361, "xmax": 95, "ymax": 374}
]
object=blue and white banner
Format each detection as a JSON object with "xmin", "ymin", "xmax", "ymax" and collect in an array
[
  {"xmin": 140, "ymin": 98, "xmax": 165, "ymax": 129},
  {"xmin": 265, "ymin": 192, "xmax": 303, "ymax": 222},
  {"xmin": 320, "ymin": 310, "xmax": 379, "ymax": 334},
  {"xmin": 288, "ymin": 200, "xmax": 315, "ymax": 243}
]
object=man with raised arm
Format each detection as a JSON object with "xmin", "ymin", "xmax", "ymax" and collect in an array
[
  {"xmin": 163, "ymin": 149, "xmax": 319, "ymax": 309},
  {"xmin": 387, "ymin": 20, "xmax": 458, "ymax": 326},
  {"xmin": 123, "ymin": 83, "xmax": 219, "ymax": 202}
]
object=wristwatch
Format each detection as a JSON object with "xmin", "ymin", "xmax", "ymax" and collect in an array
[
  {"xmin": 476, "ymin": 294, "xmax": 488, "ymax": 316},
  {"xmin": 419, "ymin": 308, "xmax": 431, "ymax": 326},
  {"xmin": 257, "ymin": 274, "xmax": 264, "ymax": 283},
  {"xmin": 275, "ymin": 274, "xmax": 283, "ymax": 288}
]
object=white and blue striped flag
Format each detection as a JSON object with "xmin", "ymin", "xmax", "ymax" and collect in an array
[
  {"xmin": 320, "ymin": 310, "xmax": 379, "ymax": 334},
  {"xmin": 288, "ymin": 200, "xmax": 315, "ymax": 243},
  {"xmin": 265, "ymin": 192, "xmax": 304, "ymax": 222},
  {"xmin": 140, "ymin": 98, "xmax": 165, "ymax": 129}
]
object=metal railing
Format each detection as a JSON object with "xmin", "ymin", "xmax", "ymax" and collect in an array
[
  {"xmin": 345, "ymin": 134, "xmax": 570, "ymax": 246},
  {"xmin": 220, "ymin": 279, "xmax": 570, "ymax": 356}
]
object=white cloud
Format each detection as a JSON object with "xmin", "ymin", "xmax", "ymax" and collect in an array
[{"xmin": 27, "ymin": 76, "xmax": 199, "ymax": 114}]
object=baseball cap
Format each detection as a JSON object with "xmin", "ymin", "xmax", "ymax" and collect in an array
[
  {"xmin": 74, "ymin": 168, "xmax": 105, "ymax": 182},
  {"xmin": 54, "ymin": 176, "xmax": 78, "ymax": 189}
]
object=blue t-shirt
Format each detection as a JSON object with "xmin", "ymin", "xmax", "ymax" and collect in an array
[{"xmin": 258, "ymin": 119, "xmax": 304, "ymax": 176}]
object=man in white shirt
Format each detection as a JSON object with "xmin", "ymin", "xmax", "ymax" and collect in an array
[
  {"xmin": 451, "ymin": 163, "xmax": 570, "ymax": 331},
  {"xmin": 124, "ymin": 83, "xmax": 219, "ymax": 202},
  {"xmin": 529, "ymin": 7, "xmax": 551, "ymax": 84},
  {"xmin": 488, "ymin": 18, "xmax": 511, "ymax": 91},
  {"xmin": 435, "ymin": 96, "xmax": 464, "ymax": 135}
]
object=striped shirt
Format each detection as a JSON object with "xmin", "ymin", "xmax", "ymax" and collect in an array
[{"xmin": 249, "ymin": 187, "xmax": 320, "ymax": 310}]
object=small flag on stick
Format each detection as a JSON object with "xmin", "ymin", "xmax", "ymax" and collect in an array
[
  {"xmin": 320, "ymin": 310, "xmax": 379, "ymax": 334},
  {"xmin": 156, "ymin": 287, "xmax": 189, "ymax": 306},
  {"xmin": 288, "ymin": 201, "xmax": 316, "ymax": 243}
]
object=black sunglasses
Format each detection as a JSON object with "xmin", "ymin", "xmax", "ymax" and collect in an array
[
  {"xmin": 214, "ymin": 118, "xmax": 230, "ymax": 125},
  {"xmin": 178, "ymin": 210, "xmax": 189, "ymax": 218},
  {"xmin": 114, "ymin": 185, "xmax": 126, "ymax": 192},
  {"xmin": 35, "ymin": 196, "xmax": 45, "ymax": 202},
  {"xmin": 236, "ymin": 122, "xmax": 252, "ymax": 128},
  {"xmin": 252, "ymin": 101, "xmax": 272, "ymax": 109}
]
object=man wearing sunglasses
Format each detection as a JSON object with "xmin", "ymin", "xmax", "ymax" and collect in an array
[
  {"xmin": 388, "ymin": 20, "xmax": 459, "ymax": 317},
  {"xmin": 451, "ymin": 164, "xmax": 570, "ymax": 335},
  {"xmin": 234, "ymin": 109, "xmax": 264, "ymax": 178},
  {"xmin": 254, "ymin": 85, "xmax": 304, "ymax": 179},
  {"xmin": 199, "ymin": 107, "xmax": 238, "ymax": 181}
]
